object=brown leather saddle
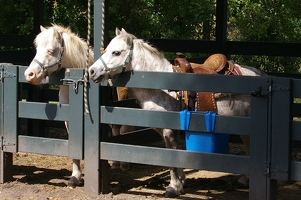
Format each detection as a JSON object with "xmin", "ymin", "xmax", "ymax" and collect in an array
[{"xmin": 174, "ymin": 53, "xmax": 242, "ymax": 112}]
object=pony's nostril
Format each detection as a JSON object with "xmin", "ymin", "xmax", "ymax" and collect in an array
[
  {"xmin": 28, "ymin": 72, "xmax": 35, "ymax": 79},
  {"xmin": 89, "ymin": 69, "xmax": 95, "ymax": 76},
  {"xmin": 25, "ymin": 71, "xmax": 36, "ymax": 81}
]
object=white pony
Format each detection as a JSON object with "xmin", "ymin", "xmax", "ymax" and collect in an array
[
  {"xmin": 88, "ymin": 28, "xmax": 266, "ymax": 197},
  {"xmin": 24, "ymin": 25, "xmax": 133, "ymax": 186},
  {"xmin": 24, "ymin": 24, "xmax": 94, "ymax": 187}
]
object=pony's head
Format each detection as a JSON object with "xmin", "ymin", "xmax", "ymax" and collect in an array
[
  {"xmin": 89, "ymin": 28, "xmax": 135, "ymax": 83},
  {"xmin": 24, "ymin": 25, "xmax": 65, "ymax": 85}
]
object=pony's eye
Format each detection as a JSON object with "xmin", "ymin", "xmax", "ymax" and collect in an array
[
  {"xmin": 112, "ymin": 51, "xmax": 121, "ymax": 56},
  {"xmin": 47, "ymin": 49, "xmax": 54, "ymax": 55}
]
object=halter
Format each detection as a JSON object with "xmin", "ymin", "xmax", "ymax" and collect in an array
[
  {"xmin": 33, "ymin": 38, "xmax": 65, "ymax": 76},
  {"xmin": 98, "ymin": 44, "xmax": 133, "ymax": 79}
]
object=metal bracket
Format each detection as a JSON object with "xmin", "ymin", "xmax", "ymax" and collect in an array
[
  {"xmin": 272, "ymin": 84, "xmax": 290, "ymax": 92},
  {"xmin": 251, "ymin": 86, "xmax": 265, "ymax": 97},
  {"xmin": 271, "ymin": 166, "xmax": 289, "ymax": 174},
  {"xmin": 60, "ymin": 78, "xmax": 85, "ymax": 93},
  {"xmin": 0, "ymin": 67, "xmax": 16, "ymax": 82},
  {"xmin": 0, "ymin": 136, "xmax": 16, "ymax": 150}
]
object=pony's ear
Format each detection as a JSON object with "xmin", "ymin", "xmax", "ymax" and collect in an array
[
  {"xmin": 121, "ymin": 28, "xmax": 127, "ymax": 34},
  {"xmin": 40, "ymin": 25, "xmax": 47, "ymax": 32},
  {"xmin": 116, "ymin": 28, "xmax": 128, "ymax": 36},
  {"xmin": 115, "ymin": 27, "xmax": 121, "ymax": 36}
]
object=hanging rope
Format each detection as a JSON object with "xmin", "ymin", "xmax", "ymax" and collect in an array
[
  {"xmin": 84, "ymin": 0, "xmax": 92, "ymax": 114},
  {"xmin": 100, "ymin": 1, "xmax": 105, "ymax": 53},
  {"xmin": 85, "ymin": 0, "xmax": 105, "ymax": 114}
]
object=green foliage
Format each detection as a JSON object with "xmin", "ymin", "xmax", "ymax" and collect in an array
[
  {"xmin": 43, "ymin": 0, "xmax": 89, "ymax": 37},
  {"xmin": 108, "ymin": 0, "xmax": 215, "ymax": 39},
  {"xmin": 228, "ymin": 0, "xmax": 301, "ymax": 73},
  {"xmin": 228, "ymin": 0, "xmax": 301, "ymax": 42},
  {"xmin": 1, "ymin": 0, "xmax": 300, "ymax": 73},
  {"xmin": 0, "ymin": 0, "xmax": 33, "ymax": 34}
]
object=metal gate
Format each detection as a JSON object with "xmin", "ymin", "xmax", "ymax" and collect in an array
[
  {"xmin": 0, "ymin": 64, "xmax": 85, "ymax": 183},
  {"xmin": 83, "ymin": 70, "xmax": 272, "ymax": 199}
]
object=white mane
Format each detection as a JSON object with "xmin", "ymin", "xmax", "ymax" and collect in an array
[
  {"xmin": 132, "ymin": 39, "xmax": 173, "ymax": 72},
  {"xmin": 116, "ymin": 32, "xmax": 173, "ymax": 73}
]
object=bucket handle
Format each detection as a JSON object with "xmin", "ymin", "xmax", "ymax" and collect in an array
[{"xmin": 180, "ymin": 110, "xmax": 216, "ymax": 132}]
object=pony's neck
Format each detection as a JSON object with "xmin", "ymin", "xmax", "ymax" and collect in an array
[
  {"xmin": 131, "ymin": 39, "xmax": 173, "ymax": 73},
  {"xmin": 128, "ymin": 39, "xmax": 181, "ymax": 111}
]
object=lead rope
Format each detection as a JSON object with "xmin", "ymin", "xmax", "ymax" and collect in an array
[
  {"xmin": 84, "ymin": 0, "xmax": 92, "ymax": 114},
  {"xmin": 100, "ymin": 1, "xmax": 105, "ymax": 52},
  {"xmin": 100, "ymin": 1, "xmax": 109, "ymax": 87}
]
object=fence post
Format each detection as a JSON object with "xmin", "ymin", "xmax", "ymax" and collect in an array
[
  {"xmin": 84, "ymin": 0, "xmax": 110, "ymax": 196},
  {"xmin": 0, "ymin": 64, "xmax": 12, "ymax": 183},
  {"xmin": 84, "ymin": 81, "xmax": 100, "ymax": 196},
  {"xmin": 68, "ymin": 69, "xmax": 85, "ymax": 160},
  {"xmin": 269, "ymin": 77, "xmax": 291, "ymax": 180},
  {"xmin": 2, "ymin": 65, "xmax": 18, "ymax": 153},
  {"xmin": 249, "ymin": 78, "xmax": 277, "ymax": 200},
  {"xmin": 0, "ymin": 64, "xmax": 18, "ymax": 182}
]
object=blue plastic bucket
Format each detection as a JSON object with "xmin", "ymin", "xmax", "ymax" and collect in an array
[
  {"xmin": 180, "ymin": 110, "xmax": 229, "ymax": 153},
  {"xmin": 185, "ymin": 131, "xmax": 229, "ymax": 153}
]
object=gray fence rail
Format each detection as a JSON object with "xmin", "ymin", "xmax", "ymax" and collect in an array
[{"xmin": 0, "ymin": 64, "xmax": 300, "ymax": 199}]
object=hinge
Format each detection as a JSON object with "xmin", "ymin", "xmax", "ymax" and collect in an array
[
  {"xmin": 0, "ymin": 67, "xmax": 16, "ymax": 82},
  {"xmin": 0, "ymin": 136, "xmax": 16, "ymax": 150},
  {"xmin": 265, "ymin": 161, "xmax": 271, "ymax": 176},
  {"xmin": 251, "ymin": 78, "xmax": 272, "ymax": 97}
]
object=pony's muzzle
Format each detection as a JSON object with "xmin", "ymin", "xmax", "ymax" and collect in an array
[
  {"xmin": 24, "ymin": 65, "xmax": 44, "ymax": 85},
  {"xmin": 24, "ymin": 70, "xmax": 37, "ymax": 84},
  {"xmin": 88, "ymin": 67, "xmax": 105, "ymax": 83}
]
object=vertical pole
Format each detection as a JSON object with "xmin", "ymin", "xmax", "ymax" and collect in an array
[
  {"xmin": 33, "ymin": 0, "xmax": 44, "ymax": 34},
  {"xmin": 84, "ymin": 81, "xmax": 101, "ymax": 196},
  {"xmin": 84, "ymin": 0, "xmax": 110, "ymax": 196},
  {"xmin": 3, "ymin": 65, "xmax": 18, "ymax": 153},
  {"xmin": 249, "ymin": 94, "xmax": 268, "ymax": 199},
  {"xmin": 0, "ymin": 151, "xmax": 12, "ymax": 183},
  {"xmin": 249, "ymin": 78, "xmax": 277, "ymax": 199},
  {"xmin": 216, "ymin": 0, "xmax": 227, "ymax": 53},
  {"xmin": 0, "ymin": 65, "xmax": 13, "ymax": 183},
  {"xmin": 267, "ymin": 77, "xmax": 291, "ymax": 199},
  {"xmin": 270, "ymin": 77, "xmax": 291, "ymax": 181},
  {"xmin": 93, "ymin": 0, "xmax": 103, "ymax": 59}
]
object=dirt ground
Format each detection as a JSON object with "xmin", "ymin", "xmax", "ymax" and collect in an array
[{"xmin": 0, "ymin": 129, "xmax": 301, "ymax": 200}]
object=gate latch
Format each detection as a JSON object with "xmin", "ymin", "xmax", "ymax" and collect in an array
[{"xmin": 60, "ymin": 78, "xmax": 85, "ymax": 93}]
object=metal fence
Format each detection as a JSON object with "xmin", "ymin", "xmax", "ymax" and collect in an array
[
  {"xmin": 0, "ymin": 0, "xmax": 301, "ymax": 199},
  {"xmin": 0, "ymin": 62, "xmax": 301, "ymax": 199}
]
